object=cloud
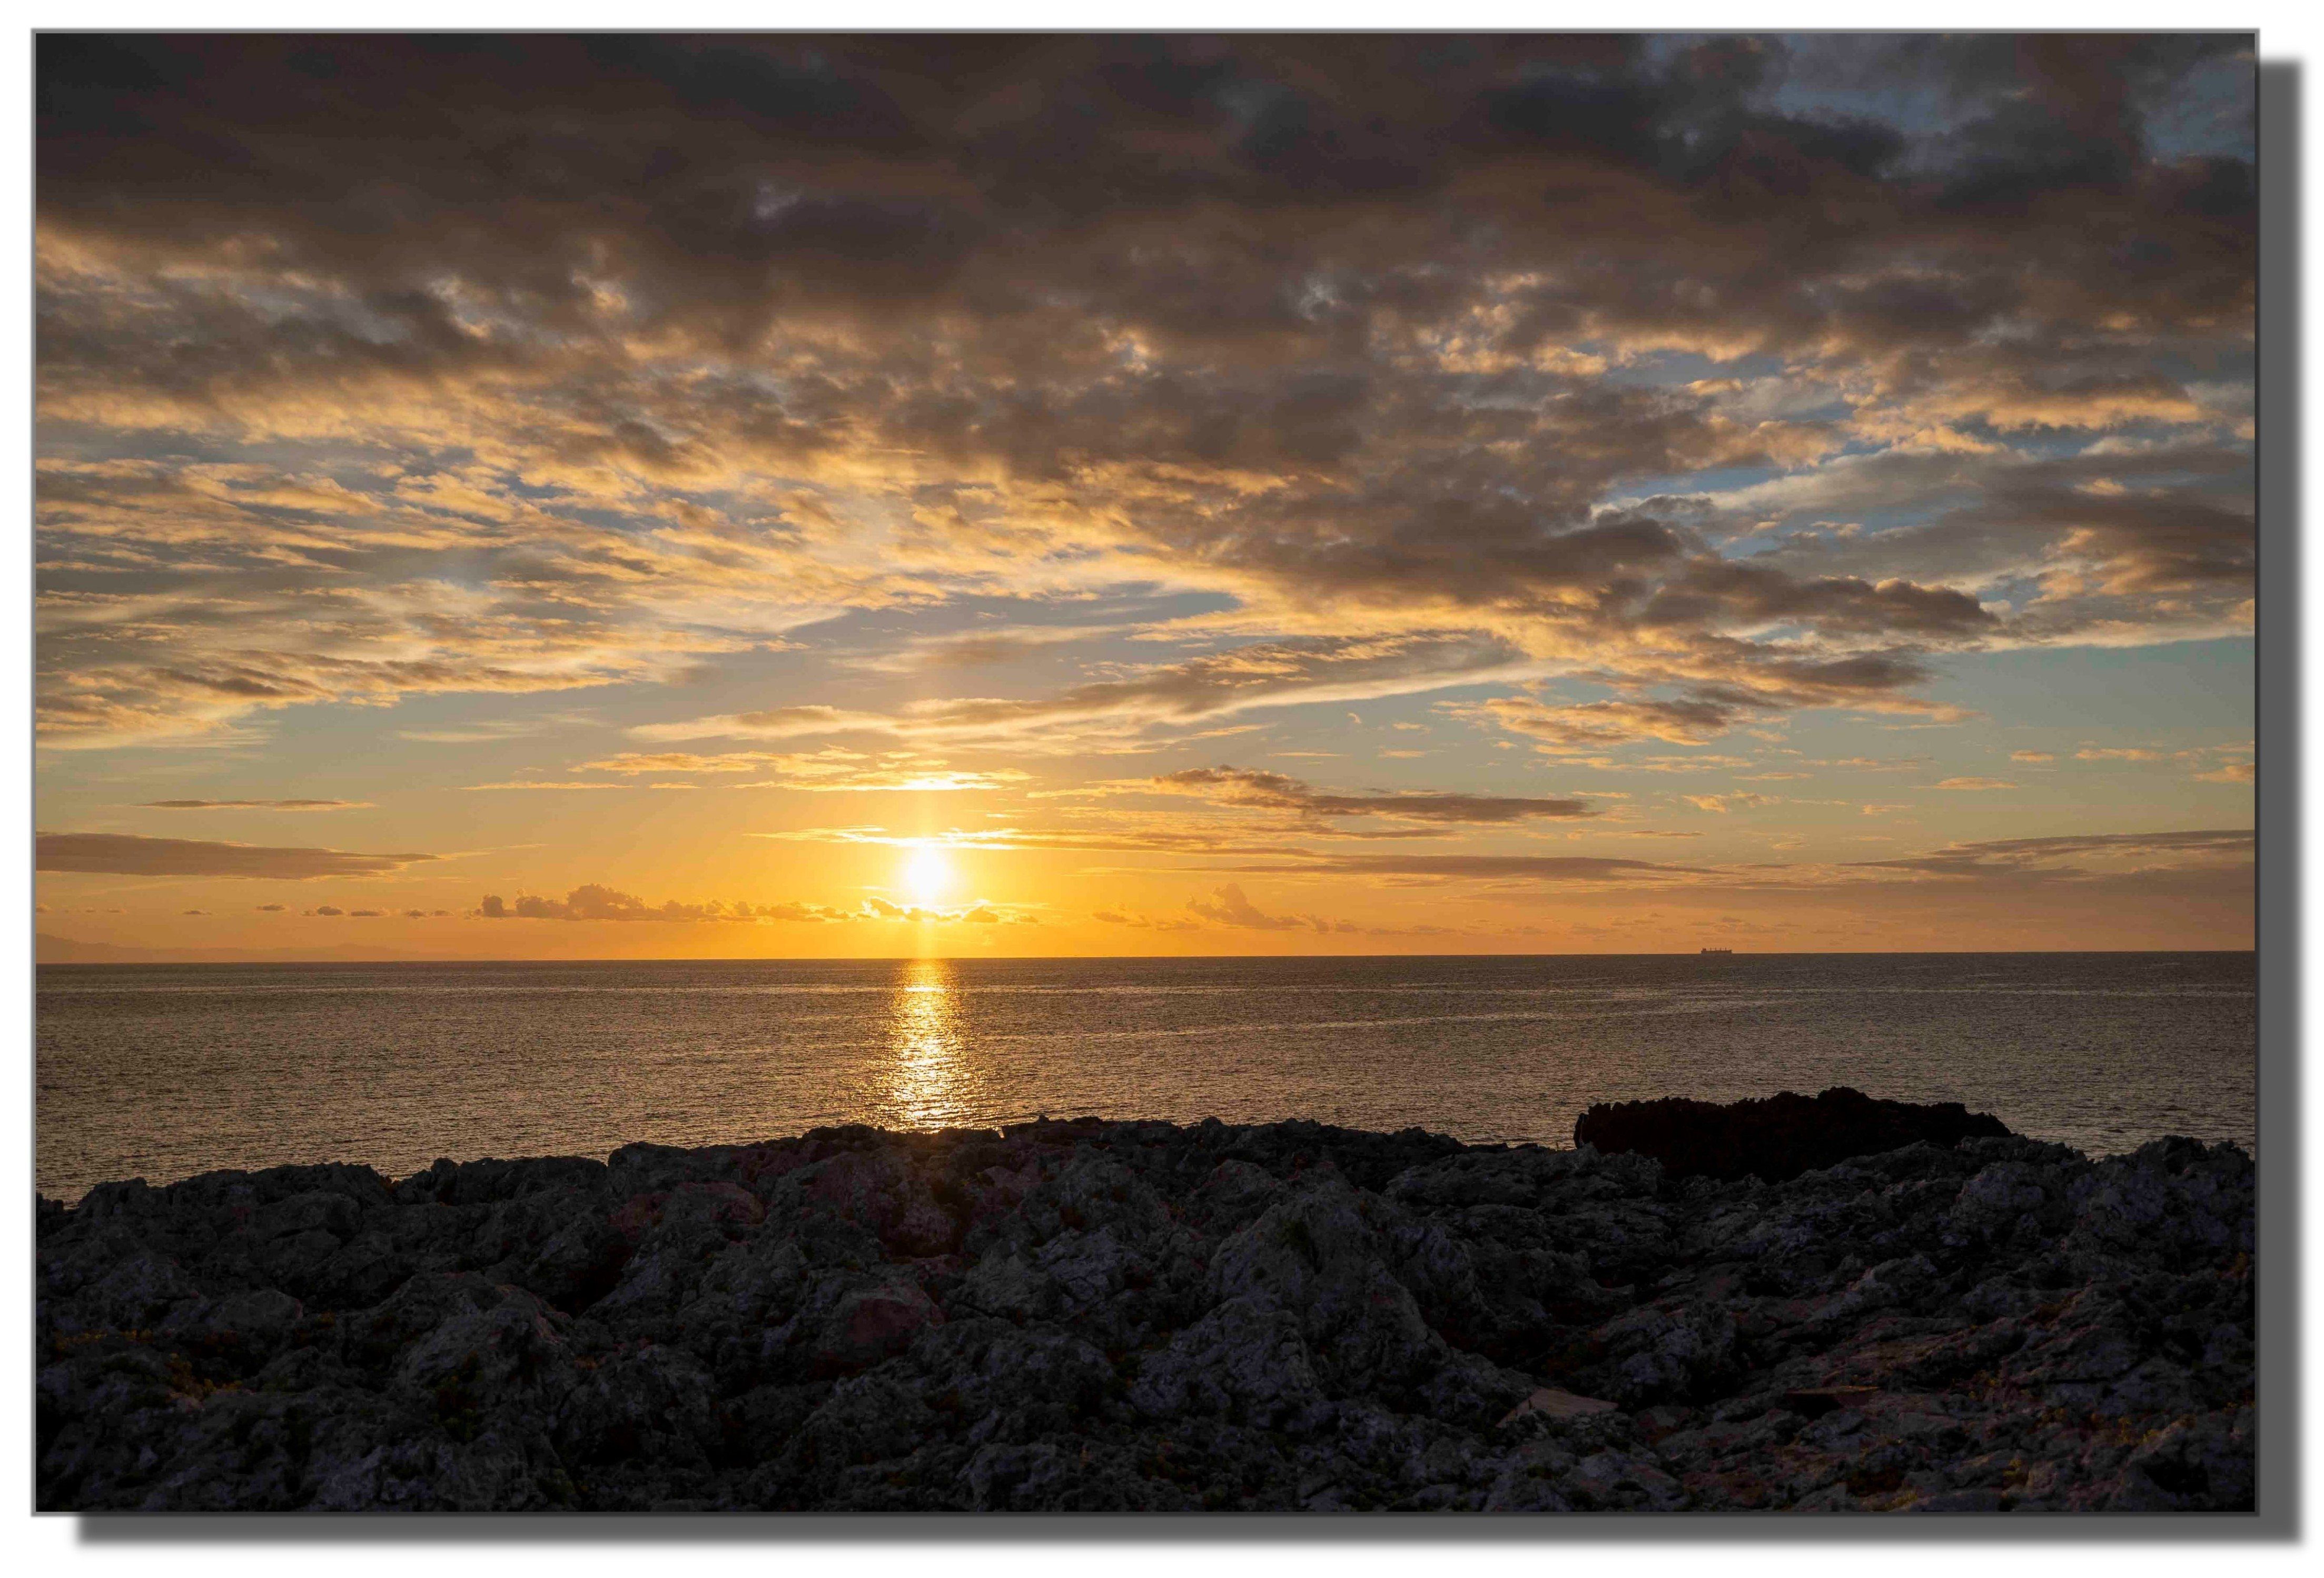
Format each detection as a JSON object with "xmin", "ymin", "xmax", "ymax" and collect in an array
[
  {"xmin": 1846, "ymin": 828, "xmax": 2252, "ymax": 881},
  {"xmin": 850, "ymin": 622, "xmax": 1150, "ymax": 674},
  {"xmin": 2009, "ymin": 751, "xmax": 2057, "ymax": 763},
  {"xmin": 1174, "ymin": 883, "xmax": 1446, "ymax": 936},
  {"xmin": 1149, "ymin": 765, "xmax": 1591, "ymax": 827},
  {"xmin": 1466, "ymin": 695, "xmax": 1745, "ymax": 750},
  {"xmin": 1186, "ymin": 883, "xmax": 1312, "ymax": 931},
  {"xmin": 1175, "ymin": 827, "xmax": 2250, "ymax": 906},
  {"xmin": 1680, "ymin": 792, "xmax": 1775, "ymax": 813},
  {"xmin": 576, "ymin": 748, "xmax": 1026, "ymax": 791},
  {"xmin": 1462, "ymin": 649, "xmax": 1971, "ymax": 757},
  {"xmin": 1226, "ymin": 854, "xmax": 1702, "ymax": 883},
  {"xmin": 579, "ymin": 751, "xmax": 808, "ymax": 774},
  {"xmin": 2074, "ymin": 747, "xmax": 2167, "ymax": 762},
  {"xmin": 632, "ymin": 706, "xmax": 897, "ymax": 744},
  {"xmin": 35, "ymin": 831, "xmax": 439, "ymax": 879},
  {"xmin": 137, "ymin": 798, "xmax": 372, "ymax": 810},
  {"xmin": 469, "ymin": 884, "xmax": 1023, "ymax": 925},
  {"xmin": 1634, "ymin": 560, "xmax": 1995, "ymax": 639},
  {"xmin": 394, "ymin": 712, "xmax": 597, "ymax": 744},
  {"xmin": 2195, "ymin": 761, "xmax": 2255, "ymax": 783},
  {"xmin": 474, "ymin": 885, "xmax": 808, "ymax": 923},
  {"xmin": 645, "ymin": 632, "xmax": 1532, "ymax": 751},
  {"xmin": 757, "ymin": 821, "xmax": 1323, "ymax": 858},
  {"xmin": 1932, "ymin": 777, "xmax": 2017, "ymax": 790},
  {"xmin": 1093, "ymin": 908, "xmax": 1204, "ymax": 932}
]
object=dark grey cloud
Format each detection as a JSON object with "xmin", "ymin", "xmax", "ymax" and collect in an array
[
  {"xmin": 1633, "ymin": 560, "xmax": 1995, "ymax": 638},
  {"xmin": 35, "ymin": 832, "xmax": 439, "ymax": 879}
]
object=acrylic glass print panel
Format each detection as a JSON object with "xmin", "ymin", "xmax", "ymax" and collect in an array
[{"xmin": 34, "ymin": 34, "xmax": 2256, "ymax": 1513}]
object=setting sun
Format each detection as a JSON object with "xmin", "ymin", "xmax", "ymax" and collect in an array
[{"xmin": 902, "ymin": 846, "xmax": 954, "ymax": 909}]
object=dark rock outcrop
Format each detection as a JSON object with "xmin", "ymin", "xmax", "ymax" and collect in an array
[
  {"xmin": 38, "ymin": 1115, "xmax": 2253, "ymax": 1512},
  {"xmin": 1574, "ymin": 1087, "xmax": 2016, "ymax": 1183}
]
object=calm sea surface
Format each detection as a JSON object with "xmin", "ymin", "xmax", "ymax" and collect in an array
[{"xmin": 36, "ymin": 952, "xmax": 2257, "ymax": 1200}]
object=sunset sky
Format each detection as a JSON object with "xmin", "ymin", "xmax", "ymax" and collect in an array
[{"xmin": 33, "ymin": 33, "xmax": 2256, "ymax": 959}]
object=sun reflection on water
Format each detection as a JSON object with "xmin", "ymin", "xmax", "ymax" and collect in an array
[{"xmin": 881, "ymin": 957, "xmax": 969, "ymax": 1129}]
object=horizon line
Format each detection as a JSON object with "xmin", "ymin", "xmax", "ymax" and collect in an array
[{"xmin": 33, "ymin": 945, "xmax": 2261, "ymax": 966}]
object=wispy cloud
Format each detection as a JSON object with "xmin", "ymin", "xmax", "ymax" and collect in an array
[
  {"xmin": 1148, "ymin": 766, "xmax": 1593, "ymax": 827},
  {"xmin": 576, "ymin": 748, "xmax": 1026, "ymax": 792},
  {"xmin": 136, "ymin": 798, "xmax": 372, "ymax": 810},
  {"xmin": 35, "ymin": 832, "xmax": 439, "ymax": 879}
]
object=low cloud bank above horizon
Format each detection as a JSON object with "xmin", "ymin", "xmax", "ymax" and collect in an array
[{"xmin": 469, "ymin": 884, "xmax": 1032, "ymax": 927}]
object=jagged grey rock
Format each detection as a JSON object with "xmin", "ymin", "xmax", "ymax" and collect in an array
[{"xmin": 37, "ymin": 1119, "xmax": 2254, "ymax": 1511}]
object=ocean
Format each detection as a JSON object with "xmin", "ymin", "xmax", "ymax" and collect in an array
[{"xmin": 35, "ymin": 951, "xmax": 2257, "ymax": 1202}]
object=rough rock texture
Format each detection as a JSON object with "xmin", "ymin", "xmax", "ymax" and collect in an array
[
  {"xmin": 1575, "ymin": 1087, "xmax": 2017, "ymax": 1183},
  {"xmin": 38, "ymin": 1117, "xmax": 2253, "ymax": 1512}
]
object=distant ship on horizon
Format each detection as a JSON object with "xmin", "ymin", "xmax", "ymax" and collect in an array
[{"xmin": 1699, "ymin": 947, "xmax": 1734, "ymax": 956}]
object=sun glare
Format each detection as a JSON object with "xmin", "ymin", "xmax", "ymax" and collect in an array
[{"xmin": 903, "ymin": 846, "xmax": 953, "ymax": 909}]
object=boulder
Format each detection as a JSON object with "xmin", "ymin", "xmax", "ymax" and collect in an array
[
  {"xmin": 1573, "ymin": 1087, "xmax": 2014, "ymax": 1183},
  {"xmin": 813, "ymin": 1275, "xmax": 943, "ymax": 1375}
]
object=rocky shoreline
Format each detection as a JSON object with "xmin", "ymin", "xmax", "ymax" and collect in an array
[{"xmin": 39, "ymin": 1100, "xmax": 2254, "ymax": 1512}]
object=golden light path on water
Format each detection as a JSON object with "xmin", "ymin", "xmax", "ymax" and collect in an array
[{"xmin": 878, "ymin": 955, "xmax": 972, "ymax": 1129}]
